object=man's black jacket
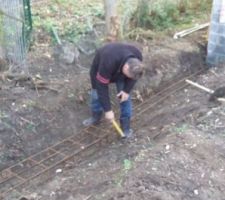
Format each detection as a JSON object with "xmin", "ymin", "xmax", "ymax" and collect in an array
[{"xmin": 90, "ymin": 43, "xmax": 143, "ymax": 112}]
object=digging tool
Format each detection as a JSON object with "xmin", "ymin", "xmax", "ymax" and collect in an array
[
  {"xmin": 185, "ymin": 79, "xmax": 225, "ymax": 102},
  {"xmin": 112, "ymin": 119, "xmax": 125, "ymax": 138}
]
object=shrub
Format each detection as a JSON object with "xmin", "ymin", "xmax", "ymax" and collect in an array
[{"xmin": 132, "ymin": 0, "xmax": 212, "ymax": 31}]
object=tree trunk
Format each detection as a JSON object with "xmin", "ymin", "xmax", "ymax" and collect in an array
[{"xmin": 104, "ymin": 0, "xmax": 119, "ymax": 41}]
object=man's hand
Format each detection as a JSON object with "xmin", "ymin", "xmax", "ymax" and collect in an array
[
  {"xmin": 117, "ymin": 91, "xmax": 129, "ymax": 102},
  {"xmin": 105, "ymin": 110, "xmax": 115, "ymax": 122}
]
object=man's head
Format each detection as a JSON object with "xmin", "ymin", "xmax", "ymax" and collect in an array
[{"xmin": 122, "ymin": 58, "xmax": 144, "ymax": 80}]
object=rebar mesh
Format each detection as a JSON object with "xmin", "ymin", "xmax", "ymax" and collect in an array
[
  {"xmin": 0, "ymin": 67, "xmax": 206, "ymax": 198},
  {"xmin": 0, "ymin": 0, "xmax": 32, "ymax": 73}
]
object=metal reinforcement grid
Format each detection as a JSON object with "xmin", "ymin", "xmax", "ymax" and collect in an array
[{"xmin": 0, "ymin": 69, "xmax": 205, "ymax": 199}]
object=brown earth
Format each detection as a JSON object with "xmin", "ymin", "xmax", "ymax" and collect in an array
[{"xmin": 1, "ymin": 29, "xmax": 225, "ymax": 200}]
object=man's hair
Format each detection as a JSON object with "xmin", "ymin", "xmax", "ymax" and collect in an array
[{"xmin": 126, "ymin": 58, "xmax": 144, "ymax": 80}]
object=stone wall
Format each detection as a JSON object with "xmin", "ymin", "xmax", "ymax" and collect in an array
[{"xmin": 207, "ymin": 0, "xmax": 225, "ymax": 65}]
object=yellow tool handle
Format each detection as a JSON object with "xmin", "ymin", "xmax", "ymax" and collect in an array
[{"xmin": 112, "ymin": 120, "xmax": 125, "ymax": 137}]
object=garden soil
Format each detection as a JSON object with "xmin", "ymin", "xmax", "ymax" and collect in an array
[{"xmin": 1, "ymin": 30, "xmax": 225, "ymax": 200}]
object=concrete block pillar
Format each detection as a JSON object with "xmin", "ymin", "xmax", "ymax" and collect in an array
[{"xmin": 207, "ymin": 0, "xmax": 225, "ymax": 65}]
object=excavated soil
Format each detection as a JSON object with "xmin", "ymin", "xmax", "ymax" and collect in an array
[{"xmin": 1, "ymin": 30, "xmax": 225, "ymax": 200}]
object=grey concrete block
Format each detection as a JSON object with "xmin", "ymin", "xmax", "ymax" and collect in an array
[
  {"xmin": 212, "ymin": 0, "xmax": 222, "ymax": 12},
  {"xmin": 207, "ymin": 42, "xmax": 216, "ymax": 52},
  {"xmin": 207, "ymin": 52, "xmax": 225, "ymax": 65},
  {"xmin": 217, "ymin": 55, "xmax": 225, "ymax": 63},
  {"xmin": 218, "ymin": 35, "xmax": 225, "ymax": 45},
  {"xmin": 211, "ymin": 13, "xmax": 220, "ymax": 22},
  {"xmin": 218, "ymin": 25, "xmax": 225, "ymax": 34},
  {"xmin": 206, "ymin": 54, "xmax": 218, "ymax": 65},
  {"xmin": 213, "ymin": 0, "xmax": 223, "ymax": 6},
  {"xmin": 207, "ymin": 0, "xmax": 225, "ymax": 66},
  {"xmin": 214, "ymin": 45, "xmax": 225, "ymax": 54},
  {"xmin": 208, "ymin": 32, "xmax": 219, "ymax": 44},
  {"xmin": 213, "ymin": 2, "xmax": 222, "ymax": 9},
  {"xmin": 209, "ymin": 22, "xmax": 220, "ymax": 32},
  {"xmin": 212, "ymin": 5, "xmax": 222, "ymax": 13}
]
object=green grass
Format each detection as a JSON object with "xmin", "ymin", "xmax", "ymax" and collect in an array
[
  {"xmin": 172, "ymin": 124, "xmax": 189, "ymax": 134},
  {"xmin": 0, "ymin": 110, "xmax": 8, "ymax": 119},
  {"xmin": 114, "ymin": 159, "xmax": 134, "ymax": 187},
  {"xmin": 32, "ymin": 0, "xmax": 104, "ymax": 43}
]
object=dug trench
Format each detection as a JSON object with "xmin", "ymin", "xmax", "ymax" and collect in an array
[
  {"xmin": 0, "ymin": 34, "xmax": 205, "ymax": 170},
  {"xmin": 2, "ymin": 32, "xmax": 225, "ymax": 199}
]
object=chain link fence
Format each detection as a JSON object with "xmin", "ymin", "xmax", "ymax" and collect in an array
[{"xmin": 0, "ymin": 0, "xmax": 32, "ymax": 73}]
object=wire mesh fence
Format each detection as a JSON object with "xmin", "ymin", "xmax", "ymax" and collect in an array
[{"xmin": 0, "ymin": 0, "xmax": 32, "ymax": 73}]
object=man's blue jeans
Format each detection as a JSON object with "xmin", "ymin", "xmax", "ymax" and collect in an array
[{"xmin": 90, "ymin": 81, "xmax": 132, "ymax": 119}]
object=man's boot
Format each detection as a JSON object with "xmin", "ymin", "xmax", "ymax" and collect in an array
[
  {"xmin": 83, "ymin": 111, "xmax": 102, "ymax": 127},
  {"xmin": 120, "ymin": 117, "xmax": 133, "ymax": 138}
]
